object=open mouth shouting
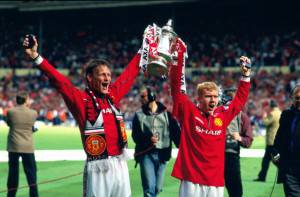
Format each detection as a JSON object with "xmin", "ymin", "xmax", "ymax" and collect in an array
[
  {"xmin": 101, "ymin": 82, "xmax": 109, "ymax": 90},
  {"xmin": 208, "ymin": 103, "xmax": 216, "ymax": 110},
  {"xmin": 100, "ymin": 82, "xmax": 110, "ymax": 94}
]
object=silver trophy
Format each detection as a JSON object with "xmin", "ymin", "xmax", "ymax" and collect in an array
[{"xmin": 147, "ymin": 19, "xmax": 177, "ymax": 77}]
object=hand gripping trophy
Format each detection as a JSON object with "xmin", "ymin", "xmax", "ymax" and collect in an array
[{"xmin": 146, "ymin": 19, "xmax": 177, "ymax": 77}]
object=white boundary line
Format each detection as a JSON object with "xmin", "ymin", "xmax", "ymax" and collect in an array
[{"xmin": 0, "ymin": 149, "xmax": 265, "ymax": 162}]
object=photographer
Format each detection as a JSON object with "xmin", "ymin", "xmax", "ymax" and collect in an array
[{"xmin": 132, "ymin": 86, "xmax": 180, "ymax": 197}]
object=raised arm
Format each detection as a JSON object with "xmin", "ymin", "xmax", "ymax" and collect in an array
[
  {"xmin": 170, "ymin": 39, "xmax": 187, "ymax": 98},
  {"xmin": 224, "ymin": 56, "xmax": 251, "ymax": 126},
  {"xmin": 169, "ymin": 38, "xmax": 188, "ymax": 118},
  {"xmin": 110, "ymin": 53, "xmax": 141, "ymax": 104},
  {"xmin": 23, "ymin": 35, "xmax": 81, "ymax": 108}
]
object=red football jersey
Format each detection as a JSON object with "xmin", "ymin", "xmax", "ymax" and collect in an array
[
  {"xmin": 170, "ymin": 58, "xmax": 250, "ymax": 186},
  {"xmin": 37, "ymin": 54, "xmax": 140, "ymax": 156}
]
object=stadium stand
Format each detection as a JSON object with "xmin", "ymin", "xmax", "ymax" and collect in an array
[{"xmin": 0, "ymin": 1, "xmax": 299, "ymax": 135}]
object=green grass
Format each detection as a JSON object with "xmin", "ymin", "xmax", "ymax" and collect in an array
[
  {"xmin": 0, "ymin": 125, "xmax": 266, "ymax": 150},
  {"xmin": 0, "ymin": 158, "xmax": 284, "ymax": 197},
  {"xmin": 0, "ymin": 125, "xmax": 281, "ymax": 196},
  {"xmin": 0, "ymin": 125, "xmax": 136, "ymax": 150}
]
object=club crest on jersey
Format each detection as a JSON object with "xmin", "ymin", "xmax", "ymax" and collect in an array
[
  {"xmin": 85, "ymin": 135, "xmax": 106, "ymax": 156},
  {"xmin": 214, "ymin": 118, "xmax": 223, "ymax": 127}
]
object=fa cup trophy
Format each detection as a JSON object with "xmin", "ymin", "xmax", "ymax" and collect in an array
[{"xmin": 147, "ymin": 19, "xmax": 177, "ymax": 77}]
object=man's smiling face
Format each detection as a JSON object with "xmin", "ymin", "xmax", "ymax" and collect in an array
[{"xmin": 87, "ymin": 65, "xmax": 111, "ymax": 94}]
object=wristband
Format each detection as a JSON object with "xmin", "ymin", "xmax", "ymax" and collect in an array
[
  {"xmin": 33, "ymin": 55, "xmax": 43, "ymax": 65},
  {"xmin": 241, "ymin": 76, "xmax": 250, "ymax": 82},
  {"xmin": 242, "ymin": 74, "xmax": 250, "ymax": 77}
]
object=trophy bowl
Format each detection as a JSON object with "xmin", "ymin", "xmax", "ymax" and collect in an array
[
  {"xmin": 147, "ymin": 19, "xmax": 177, "ymax": 77},
  {"xmin": 147, "ymin": 56, "xmax": 169, "ymax": 77}
]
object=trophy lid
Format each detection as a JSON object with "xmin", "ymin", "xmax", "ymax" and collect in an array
[
  {"xmin": 166, "ymin": 19, "xmax": 173, "ymax": 27},
  {"xmin": 162, "ymin": 19, "xmax": 176, "ymax": 35}
]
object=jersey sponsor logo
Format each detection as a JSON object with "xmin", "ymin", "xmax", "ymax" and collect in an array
[
  {"xmin": 195, "ymin": 126, "xmax": 222, "ymax": 136},
  {"xmin": 85, "ymin": 135, "xmax": 106, "ymax": 156},
  {"xmin": 214, "ymin": 118, "xmax": 223, "ymax": 127},
  {"xmin": 102, "ymin": 108, "xmax": 112, "ymax": 114}
]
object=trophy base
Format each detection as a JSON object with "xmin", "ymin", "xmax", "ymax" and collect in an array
[{"xmin": 147, "ymin": 60, "xmax": 168, "ymax": 77}]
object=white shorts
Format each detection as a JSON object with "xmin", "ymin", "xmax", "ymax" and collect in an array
[
  {"xmin": 83, "ymin": 155, "xmax": 131, "ymax": 197},
  {"xmin": 179, "ymin": 180, "xmax": 224, "ymax": 197}
]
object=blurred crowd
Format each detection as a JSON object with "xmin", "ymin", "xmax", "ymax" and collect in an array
[{"xmin": 0, "ymin": 23, "xmax": 300, "ymax": 135}]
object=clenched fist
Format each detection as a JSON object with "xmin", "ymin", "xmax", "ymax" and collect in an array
[
  {"xmin": 23, "ymin": 34, "xmax": 39, "ymax": 60},
  {"xmin": 240, "ymin": 56, "xmax": 251, "ymax": 77}
]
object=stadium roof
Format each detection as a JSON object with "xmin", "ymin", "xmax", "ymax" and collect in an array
[{"xmin": 0, "ymin": 0, "xmax": 197, "ymax": 11}]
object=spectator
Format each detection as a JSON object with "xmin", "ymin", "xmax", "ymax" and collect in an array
[
  {"xmin": 6, "ymin": 91, "xmax": 38, "ymax": 197},
  {"xmin": 254, "ymin": 99, "xmax": 281, "ymax": 182}
]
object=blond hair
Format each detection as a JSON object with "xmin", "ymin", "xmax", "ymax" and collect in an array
[{"xmin": 196, "ymin": 82, "xmax": 219, "ymax": 96}]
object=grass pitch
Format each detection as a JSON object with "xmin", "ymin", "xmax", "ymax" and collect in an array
[
  {"xmin": 0, "ymin": 125, "xmax": 283, "ymax": 196},
  {"xmin": 0, "ymin": 125, "xmax": 266, "ymax": 150},
  {"xmin": 0, "ymin": 159, "xmax": 284, "ymax": 197}
]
